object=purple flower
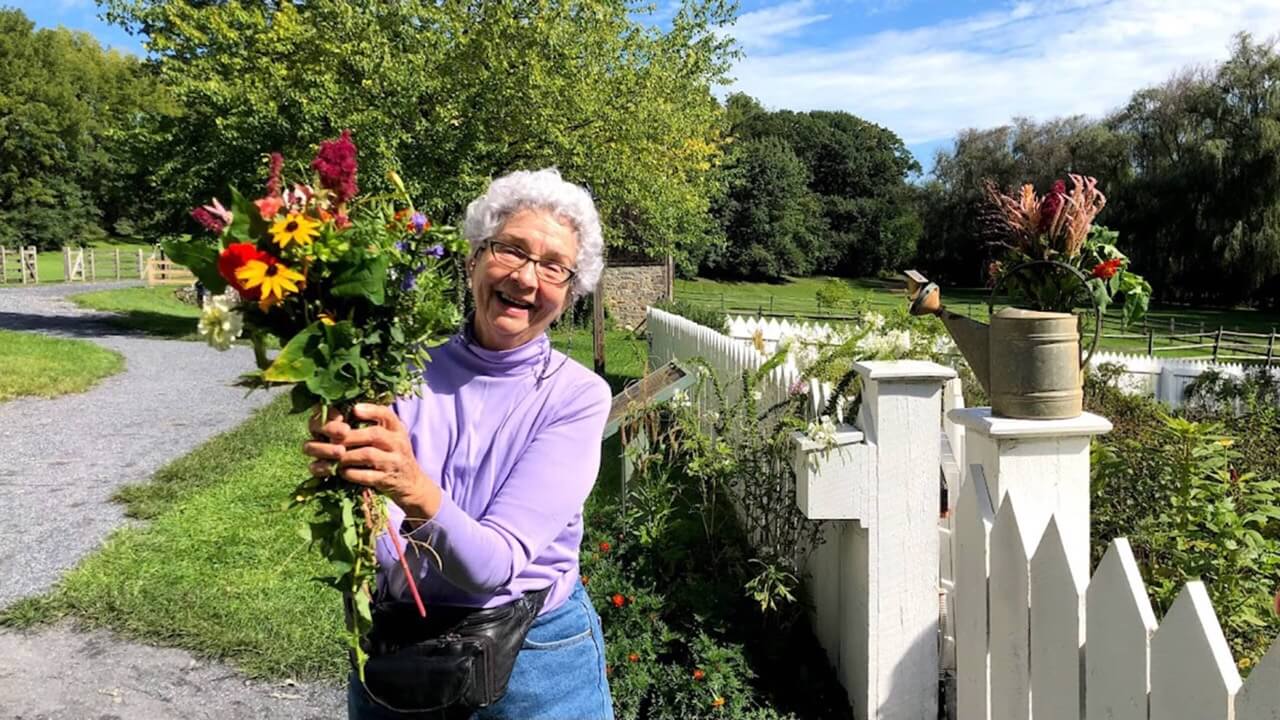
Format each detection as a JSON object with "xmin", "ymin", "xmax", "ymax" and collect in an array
[
  {"xmin": 401, "ymin": 270, "xmax": 418, "ymax": 292},
  {"xmin": 411, "ymin": 212, "xmax": 428, "ymax": 234},
  {"xmin": 395, "ymin": 240, "xmax": 408, "ymax": 252},
  {"xmin": 426, "ymin": 244, "xmax": 445, "ymax": 258}
]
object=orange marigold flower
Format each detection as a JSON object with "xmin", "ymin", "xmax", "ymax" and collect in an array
[
  {"xmin": 692, "ymin": 669, "xmax": 705, "ymax": 681},
  {"xmin": 581, "ymin": 575, "xmax": 589, "ymax": 585},
  {"xmin": 599, "ymin": 541, "xmax": 611, "ymax": 553},
  {"xmin": 628, "ymin": 653, "xmax": 639, "ymax": 663},
  {"xmin": 611, "ymin": 593, "xmax": 625, "ymax": 608},
  {"xmin": 712, "ymin": 697, "xmax": 726, "ymax": 709}
]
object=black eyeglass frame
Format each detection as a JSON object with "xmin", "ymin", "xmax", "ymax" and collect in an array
[{"xmin": 482, "ymin": 239, "xmax": 578, "ymax": 287}]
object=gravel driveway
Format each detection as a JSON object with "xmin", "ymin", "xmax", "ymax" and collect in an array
[{"xmin": 0, "ymin": 282, "xmax": 345, "ymax": 718}]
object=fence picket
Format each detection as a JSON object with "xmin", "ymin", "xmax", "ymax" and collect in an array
[
  {"xmin": 1086, "ymin": 539, "xmax": 1157, "ymax": 720},
  {"xmin": 989, "ymin": 496, "xmax": 1032, "ymax": 720},
  {"xmin": 1236, "ymin": 636, "xmax": 1280, "ymax": 720},
  {"xmin": 1030, "ymin": 518, "xmax": 1085, "ymax": 720},
  {"xmin": 955, "ymin": 465, "xmax": 995, "ymax": 720},
  {"xmin": 1149, "ymin": 583, "xmax": 1241, "ymax": 720}
]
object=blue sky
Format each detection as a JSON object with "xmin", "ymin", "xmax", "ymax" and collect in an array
[{"xmin": 14, "ymin": 0, "xmax": 1280, "ymax": 174}]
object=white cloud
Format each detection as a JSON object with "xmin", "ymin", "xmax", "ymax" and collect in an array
[
  {"xmin": 727, "ymin": 0, "xmax": 1280, "ymax": 146},
  {"xmin": 724, "ymin": 0, "xmax": 832, "ymax": 51}
]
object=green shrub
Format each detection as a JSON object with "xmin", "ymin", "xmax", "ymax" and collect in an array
[
  {"xmin": 1087, "ymin": 374, "xmax": 1280, "ymax": 671},
  {"xmin": 654, "ymin": 299, "xmax": 726, "ymax": 332}
]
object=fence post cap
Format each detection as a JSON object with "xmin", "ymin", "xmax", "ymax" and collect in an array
[
  {"xmin": 947, "ymin": 407, "xmax": 1112, "ymax": 438},
  {"xmin": 853, "ymin": 359, "xmax": 958, "ymax": 382}
]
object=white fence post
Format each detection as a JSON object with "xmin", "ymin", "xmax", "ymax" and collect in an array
[
  {"xmin": 947, "ymin": 409, "xmax": 1111, "ymax": 576},
  {"xmin": 848, "ymin": 359, "xmax": 957, "ymax": 720}
]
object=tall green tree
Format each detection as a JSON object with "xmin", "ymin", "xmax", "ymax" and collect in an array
[
  {"xmin": 102, "ymin": 0, "xmax": 735, "ymax": 265},
  {"xmin": 706, "ymin": 136, "xmax": 826, "ymax": 280},
  {"xmin": 714, "ymin": 94, "xmax": 920, "ymax": 278},
  {"xmin": 0, "ymin": 9, "xmax": 169, "ymax": 249}
]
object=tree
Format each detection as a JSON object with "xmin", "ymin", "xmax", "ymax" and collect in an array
[
  {"xmin": 705, "ymin": 136, "xmax": 826, "ymax": 280},
  {"xmin": 715, "ymin": 95, "xmax": 920, "ymax": 278},
  {"xmin": 0, "ymin": 10, "xmax": 170, "ymax": 249},
  {"xmin": 101, "ymin": 0, "xmax": 736, "ymax": 265}
]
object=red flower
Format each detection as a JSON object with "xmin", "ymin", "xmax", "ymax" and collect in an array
[
  {"xmin": 218, "ymin": 243, "xmax": 271, "ymax": 299},
  {"xmin": 1091, "ymin": 258, "xmax": 1124, "ymax": 280},
  {"xmin": 598, "ymin": 541, "xmax": 611, "ymax": 554},
  {"xmin": 1038, "ymin": 179, "xmax": 1067, "ymax": 233},
  {"xmin": 191, "ymin": 207, "xmax": 225, "ymax": 233},
  {"xmin": 628, "ymin": 653, "xmax": 639, "ymax": 663},
  {"xmin": 692, "ymin": 669, "xmax": 705, "ymax": 681},
  {"xmin": 312, "ymin": 130, "xmax": 359, "ymax": 205},
  {"xmin": 611, "ymin": 593, "xmax": 625, "ymax": 608}
]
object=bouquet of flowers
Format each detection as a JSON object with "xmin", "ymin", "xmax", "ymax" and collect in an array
[
  {"xmin": 981, "ymin": 174, "xmax": 1152, "ymax": 325},
  {"xmin": 166, "ymin": 131, "xmax": 468, "ymax": 677}
]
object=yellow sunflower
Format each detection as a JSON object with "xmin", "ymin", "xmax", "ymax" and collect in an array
[
  {"xmin": 269, "ymin": 212, "xmax": 320, "ymax": 249},
  {"xmin": 235, "ymin": 258, "xmax": 305, "ymax": 306}
]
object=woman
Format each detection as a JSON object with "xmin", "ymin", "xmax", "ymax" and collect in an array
[{"xmin": 303, "ymin": 168, "xmax": 614, "ymax": 719}]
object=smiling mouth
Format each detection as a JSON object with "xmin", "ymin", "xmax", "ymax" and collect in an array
[{"xmin": 496, "ymin": 290, "xmax": 534, "ymax": 311}]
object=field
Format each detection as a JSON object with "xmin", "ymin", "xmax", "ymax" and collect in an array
[{"xmin": 676, "ymin": 276, "xmax": 1280, "ymax": 359}]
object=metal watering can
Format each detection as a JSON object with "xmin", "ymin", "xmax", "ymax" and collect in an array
[{"xmin": 905, "ymin": 266, "xmax": 1100, "ymax": 420}]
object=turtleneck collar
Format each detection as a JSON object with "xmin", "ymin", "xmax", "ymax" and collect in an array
[{"xmin": 452, "ymin": 317, "xmax": 552, "ymax": 378}]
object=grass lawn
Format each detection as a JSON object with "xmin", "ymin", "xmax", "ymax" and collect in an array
[
  {"xmin": 0, "ymin": 329, "xmax": 125, "ymax": 402},
  {"xmin": 678, "ymin": 275, "xmax": 1280, "ymax": 358},
  {"xmin": 69, "ymin": 286, "xmax": 202, "ymax": 339},
  {"xmin": 0, "ymin": 327, "xmax": 648, "ymax": 682}
]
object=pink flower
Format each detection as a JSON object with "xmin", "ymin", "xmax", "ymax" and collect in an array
[
  {"xmin": 202, "ymin": 198, "xmax": 232, "ymax": 226},
  {"xmin": 283, "ymin": 183, "xmax": 313, "ymax": 211},
  {"xmin": 312, "ymin": 129, "xmax": 359, "ymax": 205},
  {"xmin": 255, "ymin": 195, "xmax": 284, "ymax": 221}
]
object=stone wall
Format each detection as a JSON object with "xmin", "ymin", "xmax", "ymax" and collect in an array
[{"xmin": 601, "ymin": 263, "xmax": 669, "ymax": 327}]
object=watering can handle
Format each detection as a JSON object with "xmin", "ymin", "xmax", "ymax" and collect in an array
[{"xmin": 987, "ymin": 259, "xmax": 1102, "ymax": 371}]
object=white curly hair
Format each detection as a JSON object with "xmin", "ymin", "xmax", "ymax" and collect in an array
[{"xmin": 462, "ymin": 168, "xmax": 604, "ymax": 298}]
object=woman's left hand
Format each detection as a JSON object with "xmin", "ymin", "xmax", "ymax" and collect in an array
[{"xmin": 306, "ymin": 403, "xmax": 439, "ymax": 515}]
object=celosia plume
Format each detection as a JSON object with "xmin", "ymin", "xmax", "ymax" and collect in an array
[{"xmin": 312, "ymin": 130, "xmax": 359, "ymax": 205}]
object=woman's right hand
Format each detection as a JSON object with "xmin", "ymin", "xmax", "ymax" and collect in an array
[{"xmin": 302, "ymin": 406, "xmax": 350, "ymax": 478}]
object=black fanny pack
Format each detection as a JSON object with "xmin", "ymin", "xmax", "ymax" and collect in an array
[{"xmin": 352, "ymin": 586, "xmax": 551, "ymax": 714}]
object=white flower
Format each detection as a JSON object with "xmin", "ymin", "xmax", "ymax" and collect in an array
[
  {"xmin": 805, "ymin": 414, "xmax": 839, "ymax": 449},
  {"xmin": 670, "ymin": 389, "xmax": 692, "ymax": 410},
  {"xmin": 198, "ymin": 296, "xmax": 244, "ymax": 350},
  {"xmin": 751, "ymin": 389, "xmax": 763, "ymax": 402},
  {"xmin": 861, "ymin": 311, "xmax": 886, "ymax": 331}
]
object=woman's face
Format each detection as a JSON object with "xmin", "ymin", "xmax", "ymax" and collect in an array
[{"xmin": 470, "ymin": 208, "xmax": 579, "ymax": 351}]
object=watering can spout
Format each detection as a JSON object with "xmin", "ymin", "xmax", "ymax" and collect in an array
[{"xmin": 904, "ymin": 270, "xmax": 992, "ymax": 396}]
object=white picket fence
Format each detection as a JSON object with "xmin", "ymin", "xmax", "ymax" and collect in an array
[
  {"xmin": 955, "ymin": 464, "xmax": 1280, "ymax": 720},
  {"xmin": 726, "ymin": 314, "xmax": 1280, "ymax": 410},
  {"xmin": 650, "ymin": 307, "xmax": 1280, "ymax": 719},
  {"xmin": 649, "ymin": 309, "xmax": 843, "ymax": 420},
  {"xmin": 1090, "ymin": 349, "xmax": 1280, "ymax": 408}
]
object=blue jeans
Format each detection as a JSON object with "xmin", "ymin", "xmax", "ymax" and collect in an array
[{"xmin": 349, "ymin": 583, "xmax": 614, "ymax": 720}]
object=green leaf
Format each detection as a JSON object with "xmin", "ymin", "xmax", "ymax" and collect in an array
[
  {"xmin": 330, "ymin": 253, "xmax": 389, "ymax": 306},
  {"xmin": 162, "ymin": 237, "xmax": 226, "ymax": 293},
  {"xmin": 264, "ymin": 324, "xmax": 321, "ymax": 382}
]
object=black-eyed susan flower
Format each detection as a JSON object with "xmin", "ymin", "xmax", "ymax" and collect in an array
[
  {"xmin": 270, "ymin": 212, "xmax": 321, "ymax": 249},
  {"xmin": 236, "ymin": 256, "xmax": 304, "ymax": 306}
]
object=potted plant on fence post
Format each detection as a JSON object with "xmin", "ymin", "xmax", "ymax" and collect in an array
[{"xmin": 907, "ymin": 174, "xmax": 1152, "ymax": 420}]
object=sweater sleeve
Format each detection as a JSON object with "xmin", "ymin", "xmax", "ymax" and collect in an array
[{"xmin": 407, "ymin": 375, "xmax": 611, "ymax": 594}]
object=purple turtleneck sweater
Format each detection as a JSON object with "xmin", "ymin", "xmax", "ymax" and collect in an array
[{"xmin": 375, "ymin": 329, "xmax": 611, "ymax": 615}]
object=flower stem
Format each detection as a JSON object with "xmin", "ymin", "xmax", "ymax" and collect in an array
[{"xmin": 370, "ymin": 487, "xmax": 427, "ymax": 619}]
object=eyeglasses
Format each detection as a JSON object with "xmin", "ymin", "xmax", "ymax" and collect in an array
[{"xmin": 485, "ymin": 239, "xmax": 577, "ymax": 287}]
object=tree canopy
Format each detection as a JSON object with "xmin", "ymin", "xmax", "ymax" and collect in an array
[
  {"xmin": 704, "ymin": 93, "xmax": 920, "ymax": 281},
  {"xmin": 0, "ymin": 9, "xmax": 171, "ymax": 250},
  {"xmin": 100, "ymin": 0, "xmax": 736, "ymax": 266},
  {"xmin": 917, "ymin": 33, "xmax": 1280, "ymax": 308}
]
